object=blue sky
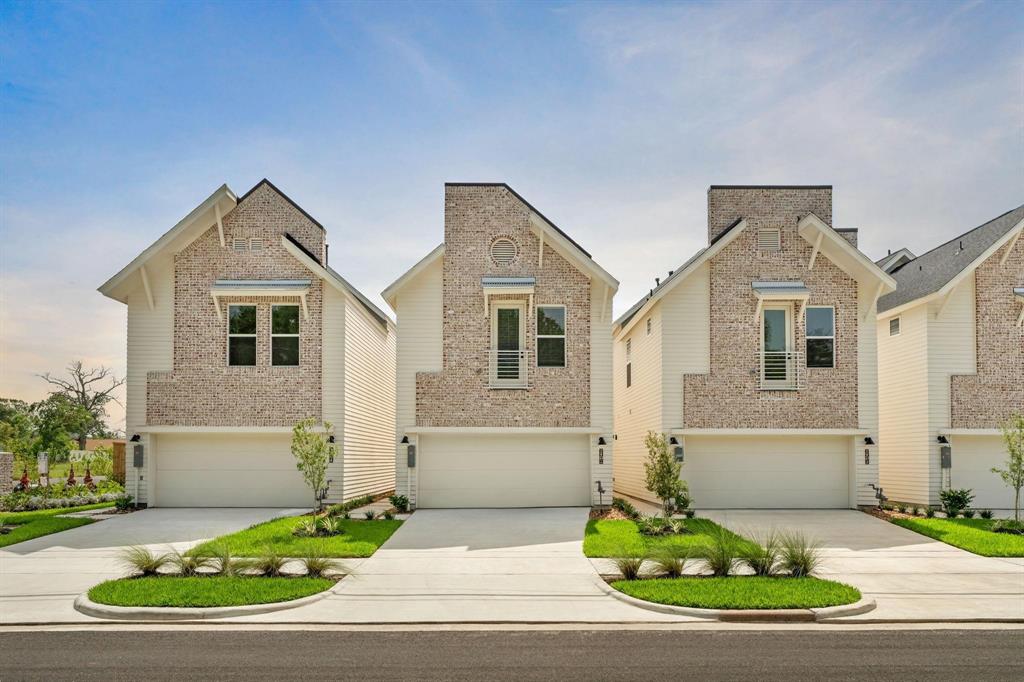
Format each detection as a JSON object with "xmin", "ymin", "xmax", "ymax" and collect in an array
[{"xmin": 1, "ymin": 0, "xmax": 1021, "ymax": 429}]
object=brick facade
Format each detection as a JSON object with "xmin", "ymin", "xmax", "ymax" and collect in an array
[
  {"xmin": 950, "ymin": 237, "xmax": 1024, "ymax": 428},
  {"xmin": 683, "ymin": 187, "xmax": 859, "ymax": 429},
  {"xmin": 146, "ymin": 183, "xmax": 324, "ymax": 426},
  {"xmin": 415, "ymin": 185, "xmax": 591, "ymax": 427}
]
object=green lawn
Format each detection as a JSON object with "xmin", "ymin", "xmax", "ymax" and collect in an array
[
  {"xmin": 891, "ymin": 517, "xmax": 1024, "ymax": 557},
  {"xmin": 0, "ymin": 503, "xmax": 115, "ymax": 548},
  {"xmin": 613, "ymin": 576, "xmax": 861, "ymax": 610},
  {"xmin": 583, "ymin": 518, "xmax": 755, "ymax": 557},
  {"xmin": 88, "ymin": 576, "xmax": 333, "ymax": 608},
  {"xmin": 189, "ymin": 515, "xmax": 403, "ymax": 558}
]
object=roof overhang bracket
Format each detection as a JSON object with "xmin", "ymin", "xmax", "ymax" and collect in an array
[
  {"xmin": 139, "ymin": 265, "xmax": 155, "ymax": 311},
  {"xmin": 1015, "ymin": 289, "xmax": 1024, "ymax": 327},
  {"xmin": 212, "ymin": 292, "xmax": 223, "ymax": 322},
  {"xmin": 808, "ymin": 231, "xmax": 823, "ymax": 270},
  {"xmin": 865, "ymin": 282, "xmax": 885, "ymax": 322},
  {"xmin": 935, "ymin": 289, "xmax": 955, "ymax": 319},
  {"xmin": 601, "ymin": 283, "xmax": 608, "ymax": 323},
  {"xmin": 215, "ymin": 203, "xmax": 225, "ymax": 248},
  {"xmin": 537, "ymin": 230, "xmax": 544, "ymax": 267},
  {"xmin": 753, "ymin": 297, "xmax": 763, "ymax": 324},
  {"xmin": 1001, "ymin": 227, "xmax": 1021, "ymax": 266}
]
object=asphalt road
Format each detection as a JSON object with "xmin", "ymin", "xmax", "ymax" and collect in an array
[{"xmin": 1, "ymin": 629, "xmax": 1022, "ymax": 681}]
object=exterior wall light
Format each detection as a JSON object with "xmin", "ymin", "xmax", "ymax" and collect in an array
[
  {"xmin": 597, "ymin": 437, "xmax": 606, "ymax": 446},
  {"xmin": 400, "ymin": 436, "xmax": 410, "ymax": 444},
  {"xmin": 937, "ymin": 435, "xmax": 949, "ymax": 444},
  {"xmin": 669, "ymin": 436, "xmax": 679, "ymax": 445},
  {"xmin": 129, "ymin": 434, "xmax": 141, "ymax": 442},
  {"xmin": 864, "ymin": 437, "xmax": 875, "ymax": 446}
]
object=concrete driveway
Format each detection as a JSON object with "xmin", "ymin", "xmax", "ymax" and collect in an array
[
  {"xmin": 703, "ymin": 510, "xmax": 1024, "ymax": 622},
  {"xmin": 0, "ymin": 507, "xmax": 302, "ymax": 624},
  {"xmin": 234, "ymin": 508, "xmax": 693, "ymax": 623}
]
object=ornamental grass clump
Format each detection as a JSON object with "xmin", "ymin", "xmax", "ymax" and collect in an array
[
  {"xmin": 741, "ymin": 530, "xmax": 781, "ymax": 577},
  {"xmin": 610, "ymin": 544, "xmax": 645, "ymax": 580},
  {"xmin": 980, "ymin": 509, "xmax": 994, "ymax": 520},
  {"xmin": 300, "ymin": 549, "xmax": 342, "ymax": 578},
  {"xmin": 251, "ymin": 546, "xmax": 288, "ymax": 577},
  {"xmin": 925, "ymin": 507, "xmax": 936, "ymax": 518},
  {"xmin": 778, "ymin": 531, "xmax": 822, "ymax": 578},
  {"xmin": 204, "ymin": 542, "xmax": 251, "ymax": 577},
  {"xmin": 703, "ymin": 526, "xmax": 740, "ymax": 577},
  {"xmin": 649, "ymin": 545, "xmax": 689, "ymax": 578},
  {"xmin": 168, "ymin": 549, "xmax": 214, "ymax": 577},
  {"xmin": 119, "ymin": 546, "xmax": 171, "ymax": 577},
  {"xmin": 363, "ymin": 510, "xmax": 376, "ymax": 520}
]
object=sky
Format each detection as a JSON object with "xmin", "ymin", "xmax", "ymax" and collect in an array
[{"xmin": 1, "ymin": 0, "xmax": 1021, "ymax": 432}]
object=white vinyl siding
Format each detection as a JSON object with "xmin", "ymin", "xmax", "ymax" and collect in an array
[
  {"xmin": 417, "ymin": 434, "xmax": 591, "ymax": 508},
  {"xmin": 154, "ymin": 433, "xmax": 310, "ymax": 507},
  {"xmin": 590, "ymin": 281, "xmax": 614, "ymax": 503},
  {"xmin": 855, "ymin": 279, "xmax": 880, "ymax": 506},
  {"xmin": 394, "ymin": 255, "xmax": 443, "ymax": 506},
  {"xmin": 124, "ymin": 257, "xmax": 174, "ymax": 504},
  {"xmin": 683, "ymin": 436, "xmax": 850, "ymax": 508},
  {"xmin": 342, "ymin": 293, "xmax": 397, "ymax": 501},
  {"xmin": 321, "ymin": 285, "xmax": 346, "ymax": 504}
]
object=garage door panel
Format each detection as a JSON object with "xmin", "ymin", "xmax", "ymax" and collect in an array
[
  {"xmin": 156, "ymin": 434, "xmax": 310, "ymax": 508},
  {"xmin": 418, "ymin": 434, "xmax": 590, "ymax": 508},
  {"xmin": 684, "ymin": 436, "xmax": 849, "ymax": 509},
  {"xmin": 952, "ymin": 436, "xmax": 1014, "ymax": 510}
]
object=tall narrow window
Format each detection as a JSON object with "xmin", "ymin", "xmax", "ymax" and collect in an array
[
  {"xmin": 806, "ymin": 306, "xmax": 835, "ymax": 368},
  {"xmin": 536, "ymin": 306, "xmax": 566, "ymax": 367},
  {"xmin": 271, "ymin": 305, "xmax": 300, "ymax": 366},
  {"xmin": 228, "ymin": 305, "xmax": 257, "ymax": 366},
  {"xmin": 625, "ymin": 338, "xmax": 632, "ymax": 388}
]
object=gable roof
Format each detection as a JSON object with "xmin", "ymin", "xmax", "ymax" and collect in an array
[
  {"xmin": 240, "ymin": 178, "xmax": 326, "ymax": 231},
  {"xmin": 381, "ymin": 243, "xmax": 445, "ymax": 310},
  {"xmin": 875, "ymin": 248, "xmax": 916, "ymax": 274},
  {"xmin": 878, "ymin": 204, "xmax": 1024, "ymax": 314}
]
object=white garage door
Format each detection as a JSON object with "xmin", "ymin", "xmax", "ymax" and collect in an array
[
  {"xmin": 952, "ymin": 435, "xmax": 1014, "ymax": 511},
  {"xmin": 684, "ymin": 436, "xmax": 850, "ymax": 508},
  {"xmin": 155, "ymin": 433, "xmax": 311, "ymax": 508},
  {"xmin": 417, "ymin": 434, "xmax": 591, "ymax": 508}
]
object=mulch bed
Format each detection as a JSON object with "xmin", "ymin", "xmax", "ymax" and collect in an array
[{"xmin": 589, "ymin": 508, "xmax": 634, "ymax": 521}]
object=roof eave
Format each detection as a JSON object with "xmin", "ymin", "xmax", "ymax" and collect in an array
[
  {"xmin": 381, "ymin": 243, "xmax": 445, "ymax": 310},
  {"xmin": 527, "ymin": 213, "xmax": 618, "ymax": 291},
  {"xmin": 797, "ymin": 214, "xmax": 897, "ymax": 292}
]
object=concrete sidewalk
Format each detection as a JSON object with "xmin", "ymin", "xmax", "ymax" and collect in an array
[
  {"xmin": 229, "ymin": 508, "xmax": 697, "ymax": 623},
  {"xmin": 0, "ymin": 507, "xmax": 302, "ymax": 624}
]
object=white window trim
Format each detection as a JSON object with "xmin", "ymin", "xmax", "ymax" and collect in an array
[
  {"xmin": 760, "ymin": 303, "xmax": 795, "ymax": 389},
  {"xmin": 271, "ymin": 304, "xmax": 300, "ymax": 367},
  {"xmin": 227, "ymin": 304, "xmax": 257, "ymax": 366},
  {"xmin": 536, "ymin": 304, "xmax": 566, "ymax": 368},
  {"xmin": 805, "ymin": 305, "xmax": 836, "ymax": 369},
  {"xmin": 889, "ymin": 316, "xmax": 901, "ymax": 337}
]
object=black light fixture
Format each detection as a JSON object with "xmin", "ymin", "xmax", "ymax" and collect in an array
[
  {"xmin": 937, "ymin": 435, "xmax": 949, "ymax": 444},
  {"xmin": 327, "ymin": 435, "xmax": 335, "ymax": 444},
  {"xmin": 669, "ymin": 436, "xmax": 679, "ymax": 445},
  {"xmin": 129, "ymin": 434, "xmax": 140, "ymax": 443},
  {"xmin": 597, "ymin": 437, "xmax": 606, "ymax": 446},
  {"xmin": 864, "ymin": 437, "xmax": 875, "ymax": 446},
  {"xmin": 400, "ymin": 436, "xmax": 410, "ymax": 444}
]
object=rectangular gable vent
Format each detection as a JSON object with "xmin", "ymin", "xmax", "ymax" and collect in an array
[
  {"xmin": 249, "ymin": 238, "xmax": 264, "ymax": 252},
  {"xmin": 232, "ymin": 238, "xmax": 248, "ymax": 252},
  {"xmin": 889, "ymin": 317, "xmax": 901, "ymax": 336},
  {"xmin": 757, "ymin": 229, "xmax": 781, "ymax": 251}
]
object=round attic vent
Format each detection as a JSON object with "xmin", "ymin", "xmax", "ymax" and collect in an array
[{"xmin": 490, "ymin": 237, "xmax": 518, "ymax": 264}]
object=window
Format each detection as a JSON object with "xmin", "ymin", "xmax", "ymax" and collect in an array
[
  {"xmin": 232, "ymin": 237, "xmax": 248, "ymax": 252},
  {"xmin": 757, "ymin": 229, "xmax": 781, "ymax": 251},
  {"xmin": 536, "ymin": 306, "xmax": 566, "ymax": 367},
  {"xmin": 625, "ymin": 338, "xmax": 632, "ymax": 388},
  {"xmin": 228, "ymin": 305, "xmax": 257, "ymax": 366},
  {"xmin": 490, "ymin": 238, "xmax": 517, "ymax": 264},
  {"xmin": 271, "ymin": 305, "xmax": 300, "ymax": 366},
  {"xmin": 889, "ymin": 317, "xmax": 901, "ymax": 337},
  {"xmin": 646, "ymin": 318, "xmax": 652, "ymax": 335},
  {"xmin": 806, "ymin": 306, "xmax": 835, "ymax": 368}
]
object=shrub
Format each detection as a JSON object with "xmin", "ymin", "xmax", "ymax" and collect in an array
[
  {"xmin": 382, "ymin": 509, "xmax": 394, "ymax": 520},
  {"xmin": 317, "ymin": 515, "xmax": 343, "ymax": 535},
  {"xmin": 703, "ymin": 526, "xmax": 740, "ymax": 577},
  {"xmin": 388, "ymin": 494, "xmax": 410, "ymax": 513},
  {"xmin": 912, "ymin": 507, "xmax": 921, "ymax": 516},
  {"xmin": 643, "ymin": 432, "xmax": 687, "ymax": 517},
  {"xmin": 668, "ymin": 518, "xmax": 689, "ymax": 535},
  {"xmin": 325, "ymin": 494, "xmax": 376, "ymax": 518},
  {"xmin": 115, "ymin": 495, "xmax": 133, "ymax": 512},
  {"xmin": 992, "ymin": 519, "xmax": 1024, "ymax": 535},
  {"xmin": 939, "ymin": 488, "xmax": 974, "ymax": 518},
  {"xmin": 779, "ymin": 531, "xmax": 822, "ymax": 578},
  {"xmin": 294, "ymin": 517, "xmax": 319, "ymax": 538},
  {"xmin": 1, "ymin": 489, "xmax": 128, "ymax": 512},
  {"xmin": 168, "ymin": 549, "xmax": 214, "ymax": 577},
  {"xmin": 300, "ymin": 550, "xmax": 341, "ymax": 578},
  {"xmin": 980, "ymin": 509, "xmax": 994, "ymax": 520},
  {"xmin": 611, "ymin": 497, "xmax": 640, "ymax": 520},
  {"xmin": 684, "ymin": 509, "xmax": 695, "ymax": 519},
  {"xmin": 118, "ymin": 546, "xmax": 170, "ymax": 577},
  {"xmin": 925, "ymin": 507, "xmax": 936, "ymax": 518},
  {"xmin": 363, "ymin": 510, "xmax": 376, "ymax": 520},
  {"xmin": 963, "ymin": 509, "xmax": 976, "ymax": 519},
  {"xmin": 895, "ymin": 503, "xmax": 905, "ymax": 514},
  {"xmin": 649, "ymin": 545, "xmax": 689, "ymax": 578},
  {"xmin": 251, "ymin": 546, "xmax": 288, "ymax": 577},
  {"xmin": 291, "ymin": 417, "xmax": 337, "ymax": 511},
  {"xmin": 637, "ymin": 516, "xmax": 665, "ymax": 536},
  {"xmin": 342, "ymin": 511, "xmax": 351, "ymax": 520},
  {"xmin": 610, "ymin": 544, "xmax": 645, "ymax": 580},
  {"xmin": 741, "ymin": 530, "xmax": 781, "ymax": 577}
]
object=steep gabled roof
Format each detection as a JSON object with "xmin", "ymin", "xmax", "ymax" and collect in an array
[
  {"xmin": 875, "ymin": 248, "xmax": 916, "ymax": 274},
  {"xmin": 240, "ymin": 178, "xmax": 326, "ymax": 231},
  {"xmin": 878, "ymin": 204, "xmax": 1024, "ymax": 314}
]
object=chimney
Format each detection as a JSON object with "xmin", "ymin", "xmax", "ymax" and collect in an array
[{"xmin": 707, "ymin": 185, "xmax": 833, "ymax": 244}]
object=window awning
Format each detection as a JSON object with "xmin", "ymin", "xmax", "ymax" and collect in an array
[
  {"xmin": 210, "ymin": 279, "xmax": 311, "ymax": 321},
  {"xmin": 481, "ymin": 277, "xmax": 536, "ymax": 316}
]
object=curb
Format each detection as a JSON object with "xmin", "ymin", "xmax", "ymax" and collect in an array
[
  {"xmin": 73, "ymin": 581, "xmax": 340, "ymax": 622},
  {"xmin": 593, "ymin": 576, "xmax": 876, "ymax": 622}
]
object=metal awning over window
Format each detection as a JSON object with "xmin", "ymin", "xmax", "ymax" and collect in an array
[
  {"xmin": 210, "ymin": 279, "xmax": 311, "ymax": 321},
  {"xmin": 481, "ymin": 276, "xmax": 536, "ymax": 316},
  {"xmin": 752, "ymin": 281, "xmax": 809, "ymax": 322}
]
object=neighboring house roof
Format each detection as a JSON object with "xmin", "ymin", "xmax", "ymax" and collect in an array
[
  {"xmin": 280, "ymin": 233, "xmax": 391, "ymax": 327},
  {"xmin": 875, "ymin": 248, "xmax": 916, "ymax": 274},
  {"xmin": 877, "ymin": 204, "xmax": 1024, "ymax": 314}
]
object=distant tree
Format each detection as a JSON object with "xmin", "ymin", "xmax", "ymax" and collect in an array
[
  {"xmin": 33, "ymin": 394, "xmax": 88, "ymax": 461},
  {"xmin": 39, "ymin": 361, "xmax": 124, "ymax": 449},
  {"xmin": 994, "ymin": 413, "xmax": 1024, "ymax": 523},
  {"xmin": 0, "ymin": 398, "xmax": 40, "ymax": 474}
]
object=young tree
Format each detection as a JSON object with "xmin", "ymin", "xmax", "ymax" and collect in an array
[
  {"xmin": 39, "ymin": 361, "xmax": 124, "ymax": 449},
  {"xmin": 291, "ymin": 418, "xmax": 337, "ymax": 511},
  {"xmin": 993, "ymin": 413, "xmax": 1024, "ymax": 523},
  {"xmin": 643, "ymin": 431, "xmax": 687, "ymax": 518}
]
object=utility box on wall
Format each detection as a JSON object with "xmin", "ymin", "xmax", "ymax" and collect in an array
[
  {"xmin": 407, "ymin": 444, "xmax": 416, "ymax": 468},
  {"xmin": 132, "ymin": 444, "xmax": 144, "ymax": 469},
  {"xmin": 940, "ymin": 445, "xmax": 952, "ymax": 469}
]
